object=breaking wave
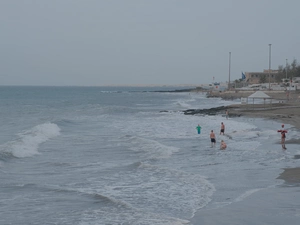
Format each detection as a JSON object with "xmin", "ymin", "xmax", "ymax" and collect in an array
[{"xmin": 0, "ymin": 122, "xmax": 60, "ymax": 158}]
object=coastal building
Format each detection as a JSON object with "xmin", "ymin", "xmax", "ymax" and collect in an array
[
  {"xmin": 245, "ymin": 69, "xmax": 279, "ymax": 84},
  {"xmin": 292, "ymin": 77, "xmax": 300, "ymax": 83},
  {"xmin": 197, "ymin": 82, "xmax": 228, "ymax": 92}
]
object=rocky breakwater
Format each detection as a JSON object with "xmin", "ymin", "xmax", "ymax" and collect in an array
[
  {"xmin": 182, "ymin": 105, "xmax": 243, "ymax": 117},
  {"xmin": 183, "ymin": 106, "xmax": 227, "ymax": 116}
]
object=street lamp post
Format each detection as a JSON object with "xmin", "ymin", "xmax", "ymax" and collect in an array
[
  {"xmin": 268, "ymin": 44, "xmax": 272, "ymax": 90},
  {"xmin": 286, "ymin": 59, "xmax": 288, "ymax": 79},
  {"xmin": 286, "ymin": 59, "xmax": 290, "ymax": 101},
  {"xmin": 228, "ymin": 52, "xmax": 231, "ymax": 90}
]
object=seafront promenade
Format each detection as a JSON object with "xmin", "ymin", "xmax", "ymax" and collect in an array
[
  {"xmin": 203, "ymin": 90, "xmax": 300, "ymax": 129},
  {"xmin": 207, "ymin": 90, "xmax": 300, "ymax": 102}
]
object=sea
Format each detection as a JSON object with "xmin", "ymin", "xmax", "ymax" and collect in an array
[{"xmin": 0, "ymin": 86, "xmax": 299, "ymax": 225}]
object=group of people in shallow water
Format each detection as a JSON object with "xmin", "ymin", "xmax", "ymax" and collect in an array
[
  {"xmin": 197, "ymin": 122, "xmax": 288, "ymax": 151},
  {"xmin": 196, "ymin": 122, "xmax": 227, "ymax": 150},
  {"xmin": 210, "ymin": 122, "xmax": 227, "ymax": 150}
]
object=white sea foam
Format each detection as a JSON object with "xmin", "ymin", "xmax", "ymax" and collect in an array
[
  {"xmin": 208, "ymin": 188, "xmax": 265, "ymax": 210},
  {"xmin": 112, "ymin": 108, "xmax": 272, "ymax": 154},
  {"xmin": 125, "ymin": 136, "xmax": 180, "ymax": 159},
  {"xmin": 175, "ymin": 100, "xmax": 192, "ymax": 108},
  {"xmin": 134, "ymin": 163, "xmax": 216, "ymax": 217},
  {"xmin": 1, "ymin": 122, "xmax": 60, "ymax": 158},
  {"xmin": 78, "ymin": 163, "xmax": 215, "ymax": 225},
  {"xmin": 80, "ymin": 208, "xmax": 190, "ymax": 225}
]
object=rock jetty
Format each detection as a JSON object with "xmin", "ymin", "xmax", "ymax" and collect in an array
[{"xmin": 183, "ymin": 106, "xmax": 228, "ymax": 115}]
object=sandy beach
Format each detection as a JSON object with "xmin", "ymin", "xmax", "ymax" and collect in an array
[
  {"xmin": 227, "ymin": 102, "xmax": 300, "ymax": 129},
  {"xmin": 190, "ymin": 186, "xmax": 300, "ymax": 225},
  {"xmin": 190, "ymin": 167, "xmax": 300, "ymax": 225},
  {"xmin": 208, "ymin": 90, "xmax": 300, "ymax": 129},
  {"xmin": 223, "ymin": 91, "xmax": 300, "ymax": 184}
]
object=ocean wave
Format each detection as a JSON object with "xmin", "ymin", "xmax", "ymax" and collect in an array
[
  {"xmin": 45, "ymin": 185, "xmax": 137, "ymax": 211},
  {"xmin": 124, "ymin": 135, "xmax": 180, "ymax": 159},
  {"xmin": 0, "ymin": 151, "xmax": 14, "ymax": 161},
  {"xmin": 174, "ymin": 100, "xmax": 192, "ymax": 109},
  {"xmin": 80, "ymin": 208, "xmax": 190, "ymax": 225},
  {"xmin": 0, "ymin": 122, "xmax": 60, "ymax": 158},
  {"xmin": 100, "ymin": 90, "xmax": 125, "ymax": 93},
  {"xmin": 55, "ymin": 119, "xmax": 77, "ymax": 127},
  {"xmin": 109, "ymin": 162, "xmax": 215, "ymax": 219},
  {"xmin": 233, "ymin": 188, "xmax": 264, "ymax": 202},
  {"xmin": 57, "ymin": 160, "xmax": 216, "ymax": 224},
  {"xmin": 76, "ymin": 162, "xmax": 214, "ymax": 225},
  {"xmin": 66, "ymin": 188, "xmax": 134, "ymax": 209}
]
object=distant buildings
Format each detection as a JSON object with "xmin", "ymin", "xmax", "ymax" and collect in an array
[{"xmin": 244, "ymin": 69, "xmax": 279, "ymax": 84}]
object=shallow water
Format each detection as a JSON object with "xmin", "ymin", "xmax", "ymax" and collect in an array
[{"xmin": 0, "ymin": 86, "xmax": 298, "ymax": 225}]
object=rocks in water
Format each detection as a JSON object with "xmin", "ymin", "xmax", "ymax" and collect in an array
[
  {"xmin": 183, "ymin": 106, "xmax": 242, "ymax": 117},
  {"xmin": 183, "ymin": 106, "xmax": 226, "ymax": 115},
  {"xmin": 154, "ymin": 88, "xmax": 196, "ymax": 93},
  {"xmin": 159, "ymin": 105, "xmax": 242, "ymax": 117}
]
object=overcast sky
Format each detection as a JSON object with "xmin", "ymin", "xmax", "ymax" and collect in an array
[{"xmin": 1, "ymin": 0, "xmax": 299, "ymax": 86}]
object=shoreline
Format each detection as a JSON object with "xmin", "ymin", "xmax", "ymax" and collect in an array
[
  {"xmin": 227, "ymin": 103, "xmax": 300, "ymax": 129},
  {"xmin": 188, "ymin": 90, "xmax": 300, "ymax": 129},
  {"xmin": 183, "ymin": 102, "xmax": 300, "ymax": 129},
  {"xmin": 190, "ymin": 167, "xmax": 300, "ymax": 225},
  {"xmin": 190, "ymin": 185, "xmax": 300, "ymax": 225},
  {"xmin": 189, "ymin": 92, "xmax": 300, "ymax": 225}
]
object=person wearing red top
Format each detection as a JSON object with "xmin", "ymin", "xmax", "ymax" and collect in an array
[{"xmin": 277, "ymin": 124, "xmax": 287, "ymax": 150}]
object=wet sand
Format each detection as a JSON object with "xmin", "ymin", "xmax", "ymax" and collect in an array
[
  {"xmin": 190, "ymin": 168, "xmax": 300, "ymax": 225},
  {"xmin": 190, "ymin": 150, "xmax": 300, "ymax": 225},
  {"xmin": 227, "ymin": 103, "xmax": 300, "ymax": 129},
  {"xmin": 190, "ymin": 186, "xmax": 300, "ymax": 225},
  {"xmin": 277, "ymin": 168, "xmax": 300, "ymax": 184}
]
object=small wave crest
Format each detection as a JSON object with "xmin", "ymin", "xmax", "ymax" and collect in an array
[
  {"xmin": 77, "ymin": 163, "xmax": 214, "ymax": 225},
  {"xmin": 234, "ymin": 188, "xmax": 264, "ymax": 202},
  {"xmin": 111, "ymin": 162, "xmax": 215, "ymax": 219},
  {"xmin": 175, "ymin": 100, "xmax": 192, "ymax": 108},
  {"xmin": 0, "ymin": 122, "xmax": 60, "ymax": 158},
  {"xmin": 55, "ymin": 119, "xmax": 76, "ymax": 126},
  {"xmin": 124, "ymin": 136, "xmax": 179, "ymax": 159}
]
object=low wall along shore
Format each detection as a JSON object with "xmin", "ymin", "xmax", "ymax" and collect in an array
[
  {"xmin": 207, "ymin": 90, "xmax": 300, "ymax": 102},
  {"xmin": 187, "ymin": 90, "xmax": 300, "ymax": 129}
]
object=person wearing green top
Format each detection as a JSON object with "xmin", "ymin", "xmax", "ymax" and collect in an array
[{"xmin": 196, "ymin": 124, "xmax": 201, "ymax": 134}]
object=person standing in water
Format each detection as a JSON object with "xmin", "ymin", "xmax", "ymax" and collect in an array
[
  {"xmin": 210, "ymin": 130, "xmax": 216, "ymax": 147},
  {"xmin": 225, "ymin": 110, "xmax": 229, "ymax": 120},
  {"xmin": 220, "ymin": 122, "xmax": 225, "ymax": 135},
  {"xmin": 196, "ymin": 124, "xmax": 202, "ymax": 134},
  {"xmin": 277, "ymin": 124, "xmax": 287, "ymax": 150}
]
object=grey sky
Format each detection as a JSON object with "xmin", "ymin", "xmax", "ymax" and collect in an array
[{"xmin": 1, "ymin": 0, "xmax": 299, "ymax": 86}]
